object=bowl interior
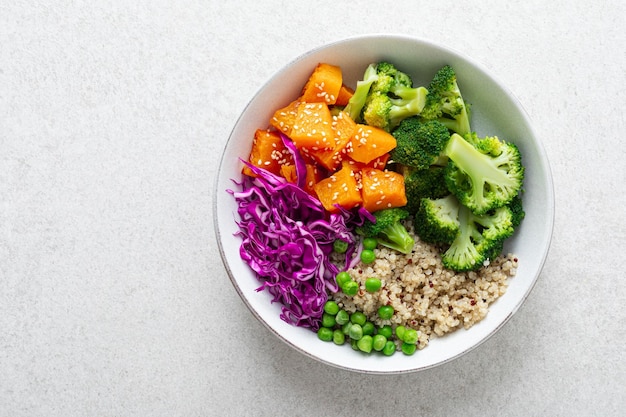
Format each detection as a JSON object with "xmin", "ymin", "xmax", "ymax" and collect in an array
[{"xmin": 214, "ymin": 35, "xmax": 554, "ymax": 374}]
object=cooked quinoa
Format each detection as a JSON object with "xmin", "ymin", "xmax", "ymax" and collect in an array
[{"xmin": 332, "ymin": 219, "xmax": 518, "ymax": 350}]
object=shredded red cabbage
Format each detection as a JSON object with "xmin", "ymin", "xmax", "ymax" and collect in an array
[
  {"xmin": 279, "ymin": 132, "xmax": 307, "ymax": 189},
  {"xmin": 228, "ymin": 155, "xmax": 370, "ymax": 330}
]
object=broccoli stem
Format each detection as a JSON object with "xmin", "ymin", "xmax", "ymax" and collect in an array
[
  {"xmin": 442, "ymin": 204, "xmax": 482, "ymax": 271},
  {"xmin": 345, "ymin": 64, "xmax": 378, "ymax": 122},
  {"xmin": 446, "ymin": 134, "xmax": 517, "ymax": 190}
]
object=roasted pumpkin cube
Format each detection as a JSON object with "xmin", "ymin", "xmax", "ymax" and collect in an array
[
  {"xmin": 269, "ymin": 99, "xmax": 300, "ymax": 135},
  {"xmin": 307, "ymin": 111, "xmax": 357, "ymax": 171},
  {"xmin": 288, "ymin": 102, "xmax": 335, "ymax": 150},
  {"xmin": 335, "ymin": 84, "xmax": 355, "ymax": 106},
  {"xmin": 300, "ymin": 63, "xmax": 343, "ymax": 105},
  {"xmin": 346, "ymin": 124, "xmax": 397, "ymax": 164},
  {"xmin": 313, "ymin": 164, "xmax": 362, "ymax": 212},
  {"xmin": 360, "ymin": 168, "xmax": 407, "ymax": 213},
  {"xmin": 280, "ymin": 163, "xmax": 323, "ymax": 197},
  {"xmin": 243, "ymin": 129, "xmax": 293, "ymax": 177}
]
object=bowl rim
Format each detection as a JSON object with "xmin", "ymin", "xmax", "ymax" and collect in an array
[{"xmin": 213, "ymin": 33, "xmax": 555, "ymax": 374}]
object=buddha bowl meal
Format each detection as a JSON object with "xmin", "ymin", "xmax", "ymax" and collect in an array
[{"xmin": 215, "ymin": 35, "xmax": 553, "ymax": 373}]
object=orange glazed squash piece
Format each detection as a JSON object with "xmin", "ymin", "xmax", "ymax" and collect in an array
[
  {"xmin": 269, "ymin": 99, "xmax": 300, "ymax": 135},
  {"xmin": 243, "ymin": 129, "xmax": 293, "ymax": 177},
  {"xmin": 366, "ymin": 153, "xmax": 390, "ymax": 170},
  {"xmin": 346, "ymin": 124, "xmax": 397, "ymax": 164},
  {"xmin": 279, "ymin": 164, "xmax": 298, "ymax": 183},
  {"xmin": 307, "ymin": 110, "xmax": 357, "ymax": 171},
  {"xmin": 289, "ymin": 102, "xmax": 334, "ymax": 150},
  {"xmin": 313, "ymin": 164, "xmax": 362, "ymax": 212},
  {"xmin": 360, "ymin": 168, "xmax": 407, "ymax": 213},
  {"xmin": 280, "ymin": 163, "xmax": 323, "ymax": 197},
  {"xmin": 335, "ymin": 84, "xmax": 354, "ymax": 106},
  {"xmin": 349, "ymin": 152, "xmax": 390, "ymax": 171},
  {"xmin": 300, "ymin": 63, "xmax": 343, "ymax": 105}
]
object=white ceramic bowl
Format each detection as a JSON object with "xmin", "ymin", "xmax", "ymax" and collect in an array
[{"xmin": 214, "ymin": 34, "xmax": 554, "ymax": 374}]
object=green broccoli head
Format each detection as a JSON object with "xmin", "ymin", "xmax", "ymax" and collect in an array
[
  {"xmin": 414, "ymin": 194, "xmax": 516, "ymax": 271},
  {"xmin": 370, "ymin": 61, "xmax": 413, "ymax": 93},
  {"xmin": 444, "ymin": 133, "xmax": 524, "ymax": 216},
  {"xmin": 464, "ymin": 132, "xmax": 503, "ymax": 156},
  {"xmin": 348, "ymin": 61, "xmax": 428, "ymax": 131},
  {"xmin": 356, "ymin": 208, "xmax": 415, "ymax": 254},
  {"xmin": 361, "ymin": 92, "xmax": 393, "ymax": 131},
  {"xmin": 391, "ymin": 117, "xmax": 451, "ymax": 169},
  {"xmin": 442, "ymin": 203, "xmax": 515, "ymax": 272},
  {"xmin": 482, "ymin": 239, "xmax": 505, "ymax": 264},
  {"xmin": 414, "ymin": 194, "xmax": 460, "ymax": 245},
  {"xmin": 399, "ymin": 164, "xmax": 450, "ymax": 214},
  {"xmin": 508, "ymin": 193, "xmax": 526, "ymax": 228},
  {"xmin": 420, "ymin": 65, "xmax": 471, "ymax": 136}
]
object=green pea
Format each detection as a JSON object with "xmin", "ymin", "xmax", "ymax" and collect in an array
[
  {"xmin": 323, "ymin": 300, "xmax": 339, "ymax": 315},
  {"xmin": 365, "ymin": 277, "xmax": 382, "ymax": 293},
  {"xmin": 377, "ymin": 325, "xmax": 393, "ymax": 339},
  {"xmin": 351, "ymin": 339, "xmax": 359, "ymax": 351},
  {"xmin": 372, "ymin": 334, "xmax": 387, "ymax": 351},
  {"xmin": 348, "ymin": 323, "xmax": 363, "ymax": 340},
  {"xmin": 342, "ymin": 322, "xmax": 352, "ymax": 335},
  {"xmin": 360, "ymin": 249, "xmax": 376, "ymax": 264},
  {"xmin": 362, "ymin": 321, "xmax": 375, "ymax": 336},
  {"xmin": 382, "ymin": 340, "xmax": 396, "ymax": 356},
  {"xmin": 395, "ymin": 325, "xmax": 406, "ymax": 341},
  {"xmin": 335, "ymin": 271, "xmax": 351, "ymax": 288},
  {"xmin": 401, "ymin": 342, "xmax": 417, "ymax": 355},
  {"xmin": 332, "ymin": 329, "xmax": 345, "ymax": 345},
  {"xmin": 350, "ymin": 311, "xmax": 367, "ymax": 326},
  {"xmin": 317, "ymin": 327, "xmax": 333, "ymax": 342},
  {"xmin": 377, "ymin": 305, "xmax": 394, "ymax": 320},
  {"xmin": 362, "ymin": 237, "xmax": 378, "ymax": 250},
  {"xmin": 321, "ymin": 313, "xmax": 336, "ymax": 328},
  {"xmin": 342, "ymin": 280, "xmax": 358, "ymax": 296},
  {"xmin": 333, "ymin": 239, "xmax": 349, "ymax": 254},
  {"xmin": 335, "ymin": 309, "xmax": 350, "ymax": 325},
  {"xmin": 403, "ymin": 328, "xmax": 419, "ymax": 344},
  {"xmin": 357, "ymin": 335, "xmax": 373, "ymax": 353}
]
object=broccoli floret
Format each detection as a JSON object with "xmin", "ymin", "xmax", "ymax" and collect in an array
[
  {"xmin": 508, "ymin": 193, "xmax": 526, "ymax": 228},
  {"xmin": 391, "ymin": 117, "xmax": 451, "ymax": 169},
  {"xmin": 347, "ymin": 62, "xmax": 428, "ymax": 132},
  {"xmin": 399, "ymin": 164, "xmax": 449, "ymax": 214},
  {"xmin": 370, "ymin": 61, "xmax": 413, "ymax": 92},
  {"xmin": 356, "ymin": 208, "xmax": 415, "ymax": 254},
  {"xmin": 445, "ymin": 204, "xmax": 515, "ymax": 271},
  {"xmin": 483, "ymin": 239, "xmax": 505, "ymax": 264},
  {"xmin": 415, "ymin": 195, "xmax": 516, "ymax": 271},
  {"xmin": 420, "ymin": 65, "xmax": 471, "ymax": 136},
  {"xmin": 464, "ymin": 131, "xmax": 503, "ymax": 156},
  {"xmin": 475, "ymin": 196, "xmax": 524, "ymax": 262},
  {"xmin": 414, "ymin": 195, "xmax": 460, "ymax": 245},
  {"xmin": 444, "ymin": 133, "xmax": 524, "ymax": 216}
]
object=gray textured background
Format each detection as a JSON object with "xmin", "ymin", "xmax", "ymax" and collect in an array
[{"xmin": 1, "ymin": 1, "xmax": 625, "ymax": 416}]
